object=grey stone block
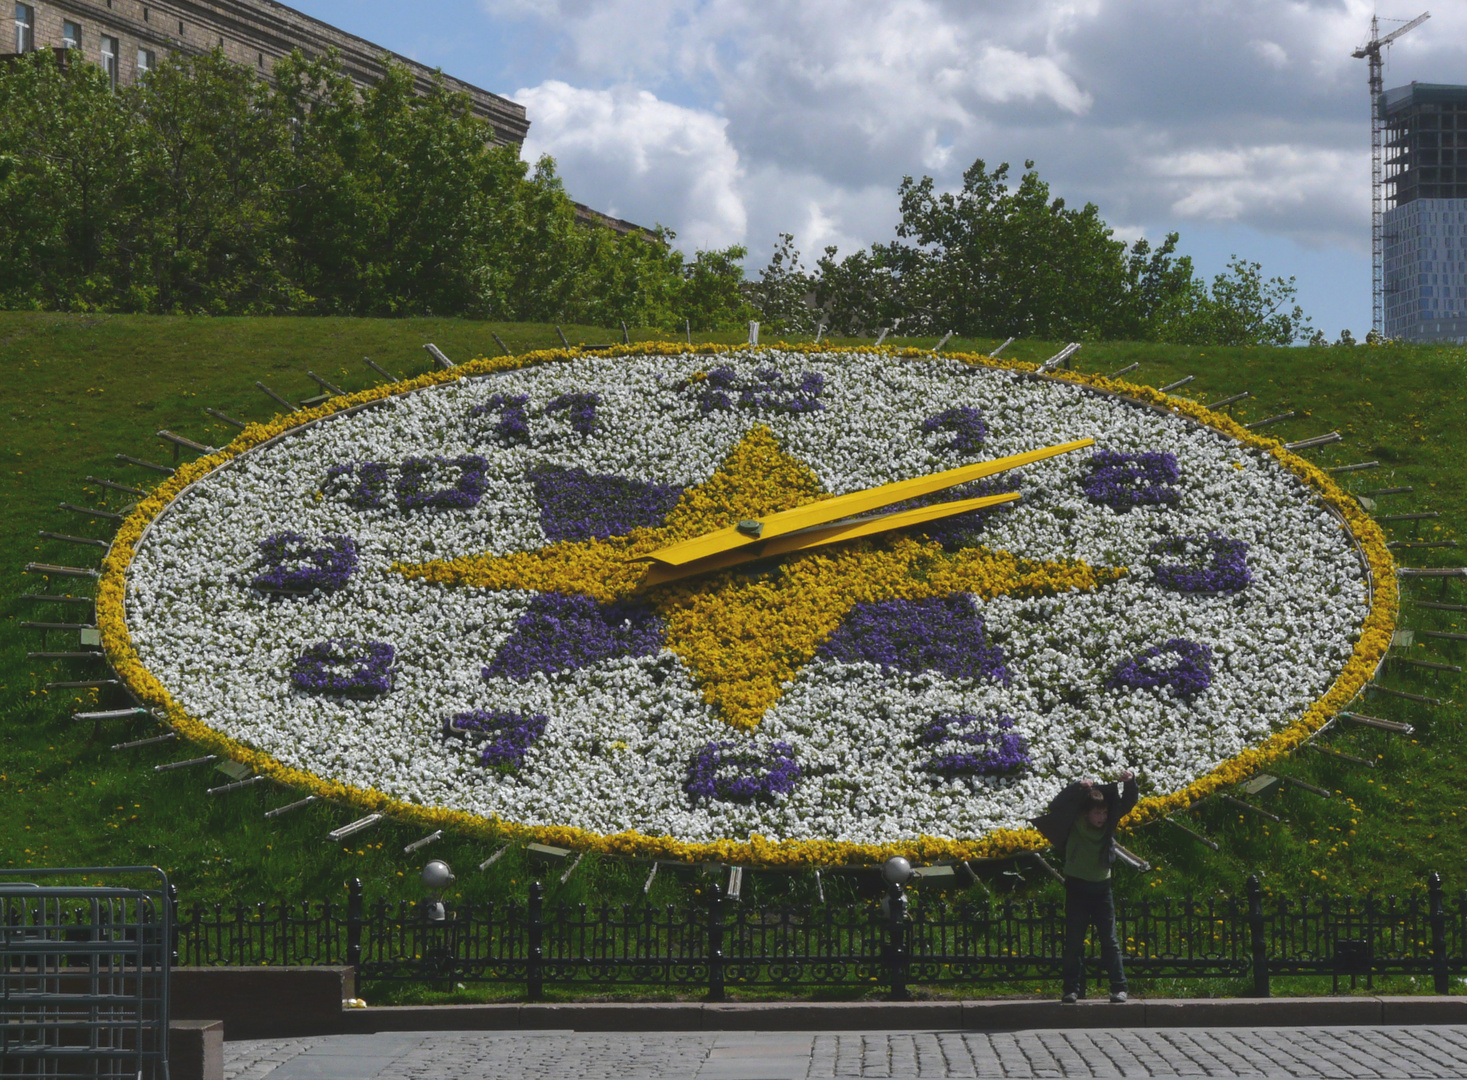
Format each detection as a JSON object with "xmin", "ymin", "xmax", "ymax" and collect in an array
[{"xmin": 169, "ymin": 1018, "xmax": 223, "ymax": 1080}]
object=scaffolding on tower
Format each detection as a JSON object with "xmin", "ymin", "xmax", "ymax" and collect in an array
[{"xmin": 1353, "ymin": 11, "xmax": 1430, "ymax": 336}]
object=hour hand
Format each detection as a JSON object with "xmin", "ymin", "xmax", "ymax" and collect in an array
[
  {"xmin": 639, "ymin": 437, "xmax": 1093, "ymax": 568},
  {"xmin": 636, "ymin": 489, "xmax": 1021, "ymax": 590}
]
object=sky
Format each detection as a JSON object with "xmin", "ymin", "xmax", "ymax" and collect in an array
[{"xmin": 287, "ymin": 0, "xmax": 1467, "ymax": 340}]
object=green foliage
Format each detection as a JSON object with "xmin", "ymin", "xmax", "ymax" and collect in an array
[
  {"xmin": 1154, "ymin": 256, "xmax": 1313, "ymax": 347},
  {"xmin": 760, "ymin": 159, "xmax": 1312, "ymax": 346},
  {"xmin": 0, "ymin": 50, "xmax": 752, "ymax": 327}
]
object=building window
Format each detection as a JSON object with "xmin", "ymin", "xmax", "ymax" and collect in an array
[
  {"xmin": 178, "ymin": 19, "xmax": 184, "ymax": 34},
  {"xmin": 100, "ymin": 35, "xmax": 118, "ymax": 85},
  {"xmin": 14, "ymin": 3, "xmax": 32, "ymax": 52},
  {"xmin": 137, "ymin": 47, "xmax": 155, "ymax": 74},
  {"xmin": 143, "ymin": 6, "xmax": 148, "ymax": 20},
  {"xmin": 257, "ymin": 52, "xmax": 264, "ymax": 67},
  {"xmin": 62, "ymin": 19, "xmax": 81, "ymax": 49}
]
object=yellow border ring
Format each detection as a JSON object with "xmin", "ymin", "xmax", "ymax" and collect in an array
[{"xmin": 98, "ymin": 343, "xmax": 1399, "ymax": 869}]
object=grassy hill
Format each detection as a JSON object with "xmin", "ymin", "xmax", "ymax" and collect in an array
[{"xmin": 3, "ymin": 311, "xmax": 1465, "ymax": 917}]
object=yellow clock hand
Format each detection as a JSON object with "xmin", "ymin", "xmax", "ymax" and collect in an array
[
  {"xmin": 636, "ymin": 489, "xmax": 1021, "ymax": 589},
  {"xmin": 641, "ymin": 436, "xmax": 1093, "ymax": 567}
]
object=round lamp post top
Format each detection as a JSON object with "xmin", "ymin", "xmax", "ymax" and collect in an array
[
  {"xmin": 422, "ymin": 859, "xmax": 455, "ymax": 893},
  {"xmin": 882, "ymin": 856, "xmax": 913, "ymax": 885}
]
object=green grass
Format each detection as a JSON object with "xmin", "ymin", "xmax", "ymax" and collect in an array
[{"xmin": 3, "ymin": 312, "xmax": 1466, "ymax": 926}]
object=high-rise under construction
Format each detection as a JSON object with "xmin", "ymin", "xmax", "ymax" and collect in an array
[{"xmin": 1382, "ymin": 82, "xmax": 1467, "ymax": 343}]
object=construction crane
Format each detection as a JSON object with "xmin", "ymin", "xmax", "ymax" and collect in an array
[{"xmin": 1353, "ymin": 11, "xmax": 1429, "ymax": 336}]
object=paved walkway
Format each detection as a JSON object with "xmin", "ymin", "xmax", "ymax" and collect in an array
[{"xmin": 222, "ymin": 1026, "xmax": 1467, "ymax": 1078}]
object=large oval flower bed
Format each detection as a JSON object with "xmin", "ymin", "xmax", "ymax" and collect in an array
[{"xmin": 101, "ymin": 344, "xmax": 1396, "ymax": 867}]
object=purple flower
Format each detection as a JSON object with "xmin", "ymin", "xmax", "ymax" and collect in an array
[
  {"xmin": 469, "ymin": 394, "xmax": 530, "ymax": 444},
  {"xmin": 444, "ymin": 709, "xmax": 549, "ymax": 771},
  {"xmin": 1151, "ymin": 533, "xmax": 1252, "ymax": 594},
  {"xmin": 918, "ymin": 714, "xmax": 1031, "ymax": 778},
  {"xmin": 1082, "ymin": 450, "xmax": 1181, "ymax": 512},
  {"xmin": 396, "ymin": 455, "xmax": 489, "ymax": 510},
  {"xmin": 684, "ymin": 740, "xmax": 801, "ymax": 803},
  {"xmin": 290, "ymin": 639, "xmax": 394, "ymax": 697},
  {"xmin": 251, "ymin": 532, "xmax": 358, "ymax": 593},
  {"xmin": 922, "ymin": 406, "xmax": 988, "ymax": 453},
  {"xmin": 325, "ymin": 461, "xmax": 392, "ymax": 509},
  {"xmin": 546, "ymin": 392, "xmax": 600, "ymax": 435},
  {"xmin": 817, "ymin": 594, "xmax": 1011, "ymax": 685},
  {"xmin": 483, "ymin": 593, "xmax": 665, "ymax": 680},
  {"xmin": 1108, "ymin": 638, "xmax": 1213, "ymax": 699},
  {"xmin": 692, "ymin": 365, "xmax": 826, "ymax": 414},
  {"xmin": 530, "ymin": 465, "xmax": 683, "ymax": 542}
]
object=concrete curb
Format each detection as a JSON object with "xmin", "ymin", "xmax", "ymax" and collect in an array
[{"xmin": 333, "ymin": 996, "xmax": 1467, "ymax": 1035}]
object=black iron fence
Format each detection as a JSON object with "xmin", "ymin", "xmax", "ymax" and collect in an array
[{"xmin": 168, "ymin": 874, "xmax": 1467, "ymax": 1000}]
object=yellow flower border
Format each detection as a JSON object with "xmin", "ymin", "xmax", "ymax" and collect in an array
[{"xmin": 95, "ymin": 342, "xmax": 1397, "ymax": 869}]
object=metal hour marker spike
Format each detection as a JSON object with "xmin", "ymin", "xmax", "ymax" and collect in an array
[
  {"xmin": 988, "ymin": 336, "xmax": 1014, "ymax": 356},
  {"xmin": 874, "ymin": 327, "xmax": 890, "ymax": 346},
  {"xmin": 404, "ymin": 830, "xmax": 443, "ymax": 855},
  {"xmin": 264, "ymin": 795, "xmax": 317, "ymax": 819},
  {"xmin": 204, "ymin": 407, "xmax": 248, "ymax": 429},
  {"xmin": 1206, "ymin": 391, "xmax": 1250, "ymax": 410},
  {"xmin": 25, "ymin": 563, "xmax": 100, "ymax": 579},
  {"xmin": 1284, "ymin": 432, "xmax": 1343, "ymax": 451},
  {"xmin": 643, "ymin": 861, "xmax": 659, "ymax": 894},
  {"xmin": 1366, "ymin": 684, "xmax": 1442, "ymax": 705},
  {"xmin": 364, "ymin": 357, "xmax": 400, "ymax": 381},
  {"xmin": 932, "ymin": 330, "xmax": 954, "ymax": 353},
  {"xmin": 1164, "ymin": 817, "xmax": 1220, "ymax": 851},
  {"xmin": 115, "ymin": 453, "xmax": 174, "ymax": 474},
  {"xmin": 85, "ymin": 475, "xmax": 146, "ymax": 496},
  {"xmin": 559, "ymin": 850, "xmax": 585, "ymax": 885},
  {"xmin": 38, "ymin": 531, "xmax": 108, "ymax": 549},
  {"xmin": 1221, "ymin": 794, "xmax": 1281, "ymax": 823},
  {"xmin": 424, "ymin": 343, "xmax": 454, "ymax": 369},
  {"xmin": 328, "ymin": 814, "xmax": 383, "ymax": 842},
  {"xmin": 1328, "ymin": 461, "xmax": 1380, "ymax": 474},
  {"xmin": 208, "ymin": 775, "xmax": 267, "ymax": 796},
  {"xmin": 59, "ymin": 502, "xmax": 123, "ymax": 521},
  {"xmin": 1106, "ymin": 362, "xmax": 1139, "ymax": 379},
  {"xmin": 73, "ymin": 708, "xmax": 151, "ymax": 723},
  {"xmin": 305, "ymin": 370, "xmax": 346, "ymax": 396},
  {"xmin": 478, "ymin": 844, "xmax": 511, "ymax": 871},
  {"xmin": 1339, "ymin": 711, "xmax": 1415, "ymax": 734},
  {"xmin": 111, "ymin": 732, "xmax": 176, "ymax": 751},
  {"xmin": 1158, "ymin": 375, "xmax": 1194, "ymax": 393},
  {"xmin": 1244, "ymin": 411, "xmax": 1296, "ymax": 429},
  {"xmin": 1307, "ymin": 743, "xmax": 1376, "ymax": 768},
  {"xmin": 157, "ymin": 430, "xmax": 217, "ymax": 457},
  {"xmin": 255, "ymin": 381, "xmax": 300, "ymax": 412},
  {"xmin": 154, "ymin": 755, "xmax": 218, "ymax": 772}
]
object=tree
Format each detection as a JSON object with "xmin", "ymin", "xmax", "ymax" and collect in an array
[
  {"xmin": 0, "ymin": 52, "xmax": 131, "ymax": 308},
  {"xmin": 126, "ymin": 48, "xmax": 297, "ymax": 313},
  {"xmin": 1154, "ymin": 257, "xmax": 1312, "ymax": 346}
]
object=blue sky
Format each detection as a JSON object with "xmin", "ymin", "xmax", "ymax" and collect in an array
[{"xmin": 288, "ymin": 0, "xmax": 1467, "ymax": 340}]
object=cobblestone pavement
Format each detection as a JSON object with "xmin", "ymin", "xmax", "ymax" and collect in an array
[{"xmin": 222, "ymin": 1026, "xmax": 1467, "ymax": 1078}]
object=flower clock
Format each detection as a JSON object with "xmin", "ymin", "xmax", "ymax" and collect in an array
[{"xmin": 102, "ymin": 344, "xmax": 1396, "ymax": 867}]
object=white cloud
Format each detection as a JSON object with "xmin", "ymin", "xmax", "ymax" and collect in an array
[
  {"xmin": 516, "ymin": 81, "xmax": 746, "ymax": 250},
  {"xmin": 1249, "ymin": 39, "xmax": 1289, "ymax": 70}
]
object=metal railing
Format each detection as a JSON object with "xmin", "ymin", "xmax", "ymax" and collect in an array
[
  {"xmin": 1, "ymin": 867, "xmax": 171, "ymax": 1080},
  {"xmin": 161, "ymin": 871, "xmax": 1467, "ymax": 1001}
]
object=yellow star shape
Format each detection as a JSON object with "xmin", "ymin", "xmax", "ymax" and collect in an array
[{"xmin": 397, "ymin": 427, "xmax": 1125, "ymax": 730}]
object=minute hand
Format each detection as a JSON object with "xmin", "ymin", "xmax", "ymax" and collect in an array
[{"xmin": 642, "ymin": 437, "xmax": 1094, "ymax": 567}]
